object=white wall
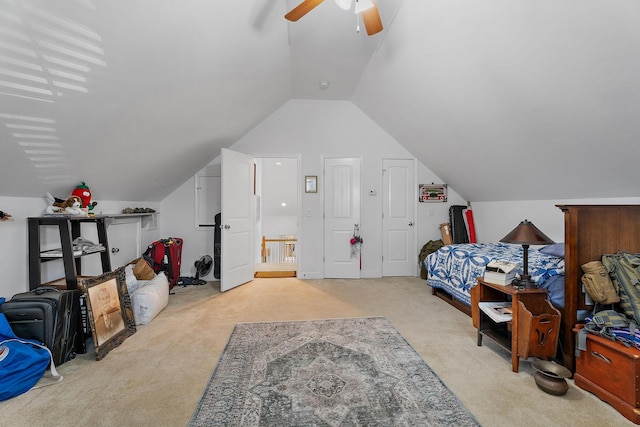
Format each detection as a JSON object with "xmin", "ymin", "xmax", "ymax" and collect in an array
[
  {"xmin": 0, "ymin": 196, "xmax": 160, "ymax": 298},
  {"xmin": 472, "ymin": 196, "xmax": 640, "ymax": 244},
  {"xmin": 159, "ymin": 176, "xmax": 216, "ymax": 280},
  {"xmin": 234, "ymin": 99, "xmax": 461, "ymax": 278},
  {"xmin": 3, "ymin": 98, "xmax": 639, "ymax": 299},
  {"xmin": 161, "ymin": 99, "xmax": 466, "ymax": 280},
  {"xmin": 262, "ymin": 216, "xmax": 297, "ymax": 239}
]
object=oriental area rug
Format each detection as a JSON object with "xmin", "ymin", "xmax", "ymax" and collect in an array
[{"xmin": 189, "ymin": 317, "xmax": 479, "ymax": 426}]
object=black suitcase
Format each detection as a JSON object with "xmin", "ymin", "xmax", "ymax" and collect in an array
[
  {"xmin": 0, "ymin": 286, "xmax": 80, "ymax": 366},
  {"xmin": 449, "ymin": 205, "xmax": 470, "ymax": 244},
  {"xmin": 214, "ymin": 212, "xmax": 221, "ymax": 279}
]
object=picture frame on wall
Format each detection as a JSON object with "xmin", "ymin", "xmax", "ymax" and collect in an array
[
  {"xmin": 419, "ymin": 183, "xmax": 447, "ymax": 202},
  {"xmin": 305, "ymin": 176, "xmax": 318, "ymax": 193},
  {"xmin": 81, "ymin": 267, "xmax": 136, "ymax": 360}
]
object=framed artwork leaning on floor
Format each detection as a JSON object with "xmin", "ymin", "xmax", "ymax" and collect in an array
[{"xmin": 81, "ymin": 267, "xmax": 136, "ymax": 360}]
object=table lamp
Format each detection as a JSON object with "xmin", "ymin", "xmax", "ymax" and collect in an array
[{"xmin": 500, "ymin": 219, "xmax": 554, "ymax": 289}]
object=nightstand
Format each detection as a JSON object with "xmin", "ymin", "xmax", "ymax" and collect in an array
[{"xmin": 471, "ymin": 278, "xmax": 559, "ymax": 372}]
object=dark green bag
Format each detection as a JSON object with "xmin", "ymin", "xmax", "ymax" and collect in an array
[
  {"xmin": 419, "ymin": 239, "xmax": 444, "ymax": 280},
  {"xmin": 602, "ymin": 252, "xmax": 640, "ymax": 324}
]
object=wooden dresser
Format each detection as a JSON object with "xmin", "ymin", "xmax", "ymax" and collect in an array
[{"xmin": 574, "ymin": 325, "xmax": 640, "ymax": 424}]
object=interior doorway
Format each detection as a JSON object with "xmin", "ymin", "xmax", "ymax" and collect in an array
[
  {"xmin": 254, "ymin": 157, "xmax": 299, "ymax": 278},
  {"xmin": 323, "ymin": 157, "xmax": 361, "ymax": 278},
  {"xmin": 382, "ymin": 158, "xmax": 416, "ymax": 276}
]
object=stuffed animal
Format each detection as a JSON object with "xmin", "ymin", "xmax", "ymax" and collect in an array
[
  {"xmin": 0, "ymin": 210, "xmax": 12, "ymax": 221},
  {"xmin": 71, "ymin": 182, "xmax": 97, "ymax": 212},
  {"xmin": 45, "ymin": 194, "xmax": 86, "ymax": 216}
]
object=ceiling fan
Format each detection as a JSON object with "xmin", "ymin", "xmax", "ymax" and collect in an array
[{"xmin": 285, "ymin": 0, "xmax": 383, "ymax": 36}]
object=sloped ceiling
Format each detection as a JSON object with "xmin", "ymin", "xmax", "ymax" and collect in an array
[
  {"xmin": 354, "ymin": 1, "xmax": 640, "ymax": 201},
  {"xmin": 1, "ymin": 0, "xmax": 638, "ymax": 202}
]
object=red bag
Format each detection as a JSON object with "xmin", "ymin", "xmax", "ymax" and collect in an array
[{"xmin": 143, "ymin": 238, "xmax": 183, "ymax": 289}]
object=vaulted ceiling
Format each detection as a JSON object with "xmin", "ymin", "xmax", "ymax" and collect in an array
[{"xmin": 1, "ymin": 0, "xmax": 638, "ymax": 202}]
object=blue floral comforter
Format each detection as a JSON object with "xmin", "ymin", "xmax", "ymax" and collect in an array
[{"xmin": 425, "ymin": 243, "xmax": 565, "ymax": 306}]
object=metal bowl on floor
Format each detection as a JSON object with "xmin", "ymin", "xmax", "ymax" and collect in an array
[{"xmin": 532, "ymin": 360, "xmax": 572, "ymax": 396}]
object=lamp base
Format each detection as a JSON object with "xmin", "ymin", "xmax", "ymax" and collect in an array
[{"xmin": 512, "ymin": 276, "xmax": 537, "ymax": 290}]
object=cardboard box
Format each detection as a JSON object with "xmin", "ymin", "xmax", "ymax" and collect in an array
[{"xmin": 440, "ymin": 223, "xmax": 452, "ymax": 245}]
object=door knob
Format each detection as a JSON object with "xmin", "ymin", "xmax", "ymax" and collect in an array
[
  {"xmin": 408, "ymin": 222, "xmax": 414, "ymax": 226},
  {"xmin": 224, "ymin": 224, "xmax": 231, "ymax": 230},
  {"xmin": 111, "ymin": 247, "xmax": 120, "ymax": 253}
]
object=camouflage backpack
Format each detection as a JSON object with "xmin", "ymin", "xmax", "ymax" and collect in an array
[
  {"xmin": 419, "ymin": 239, "xmax": 444, "ymax": 280},
  {"xmin": 602, "ymin": 252, "xmax": 640, "ymax": 324}
]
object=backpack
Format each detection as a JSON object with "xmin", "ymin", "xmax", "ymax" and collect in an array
[
  {"xmin": 580, "ymin": 260, "xmax": 619, "ymax": 305},
  {"xmin": 419, "ymin": 239, "xmax": 444, "ymax": 279},
  {"xmin": 0, "ymin": 313, "xmax": 62, "ymax": 401},
  {"xmin": 601, "ymin": 252, "xmax": 640, "ymax": 324},
  {"xmin": 576, "ymin": 309, "xmax": 638, "ymax": 355}
]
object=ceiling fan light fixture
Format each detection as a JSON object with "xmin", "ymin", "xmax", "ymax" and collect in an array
[
  {"xmin": 354, "ymin": 0, "xmax": 374, "ymax": 14},
  {"xmin": 334, "ymin": 0, "xmax": 352, "ymax": 10}
]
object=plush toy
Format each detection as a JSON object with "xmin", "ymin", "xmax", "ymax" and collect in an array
[
  {"xmin": 71, "ymin": 182, "xmax": 97, "ymax": 212},
  {"xmin": 45, "ymin": 194, "xmax": 86, "ymax": 216},
  {"xmin": 0, "ymin": 210, "xmax": 12, "ymax": 221}
]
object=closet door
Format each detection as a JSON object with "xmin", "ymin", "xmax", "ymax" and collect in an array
[
  {"xmin": 323, "ymin": 157, "xmax": 361, "ymax": 279},
  {"xmin": 382, "ymin": 159, "xmax": 415, "ymax": 276},
  {"xmin": 107, "ymin": 219, "xmax": 140, "ymax": 270}
]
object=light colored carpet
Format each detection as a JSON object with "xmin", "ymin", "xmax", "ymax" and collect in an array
[
  {"xmin": 0, "ymin": 277, "xmax": 635, "ymax": 426},
  {"xmin": 189, "ymin": 317, "xmax": 478, "ymax": 426}
]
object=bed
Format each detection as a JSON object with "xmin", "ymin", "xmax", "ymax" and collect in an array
[
  {"xmin": 425, "ymin": 205, "xmax": 640, "ymax": 372},
  {"xmin": 425, "ymin": 242, "xmax": 565, "ymax": 315}
]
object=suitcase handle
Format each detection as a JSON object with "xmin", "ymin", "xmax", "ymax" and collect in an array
[{"xmin": 34, "ymin": 286, "xmax": 61, "ymax": 295}]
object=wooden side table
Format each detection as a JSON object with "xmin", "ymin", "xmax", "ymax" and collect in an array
[{"xmin": 471, "ymin": 278, "xmax": 550, "ymax": 372}]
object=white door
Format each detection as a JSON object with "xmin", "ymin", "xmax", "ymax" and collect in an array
[
  {"xmin": 324, "ymin": 158, "xmax": 361, "ymax": 278},
  {"xmin": 108, "ymin": 219, "xmax": 140, "ymax": 270},
  {"xmin": 221, "ymin": 148, "xmax": 254, "ymax": 292},
  {"xmin": 78, "ymin": 219, "xmax": 140, "ymax": 275},
  {"xmin": 382, "ymin": 159, "xmax": 415, "ymax": 276}
]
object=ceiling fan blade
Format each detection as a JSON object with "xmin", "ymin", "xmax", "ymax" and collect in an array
[
  {"xmin": 285, "ymin": 0, "xmax": 325, "ymax": 22},
  {"xmin": 362, "ymin": 2, "xmax": 383, "ymax": 35}
]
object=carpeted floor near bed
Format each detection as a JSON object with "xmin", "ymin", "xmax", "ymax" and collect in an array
[{"xmin": 0, "ymin": 277, "xmax": 635, "ymax": 426}]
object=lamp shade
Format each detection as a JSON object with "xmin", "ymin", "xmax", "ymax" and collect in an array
[{"xmin": 500, "ymin": 220, "xmax": 554, "ymax": 245}]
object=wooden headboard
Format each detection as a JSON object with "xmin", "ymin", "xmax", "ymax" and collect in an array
[{"xmin": 557, "ymin": 204, "xmax": 640, "ymax": 372}]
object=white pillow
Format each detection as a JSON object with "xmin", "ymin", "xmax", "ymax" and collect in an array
[
  {"xmin": 131, "ymin": 273, "xmax": 169, "ymax": 325},
  {"xmin": 124, "ymin": 263, "xmax": 140, "ymax": 294}
]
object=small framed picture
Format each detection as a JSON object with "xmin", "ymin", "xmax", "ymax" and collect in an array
[
  {"xmin": 305, "ymin": 176, "xmax": 318, "ymax": 193},
  {"xmin": 419, "ymin": 183, "xmax": 447, "ymax": 202},
  {"xmin": 81, "ymin": 267, "xmax": 136, "ymax": 360}
]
